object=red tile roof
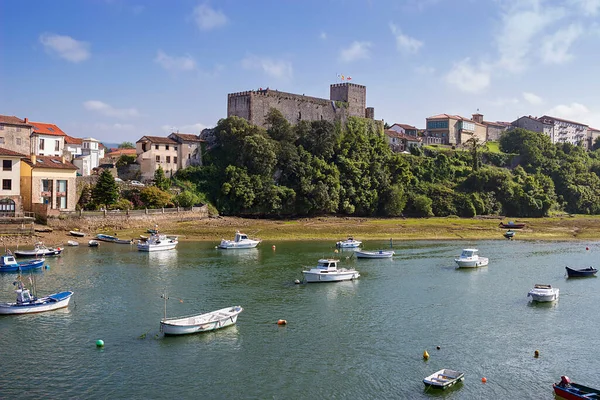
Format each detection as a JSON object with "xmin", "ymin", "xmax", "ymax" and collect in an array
[
  {"xmin": 22, "ymin": 156, "xmax": 78, "ymax": 170},
  {"xmin": 169, "ymin": 133, "xmax": 205, "ymax": 142},
  {"xmin": 390, "ymin": 123, "xmax": 418, "ymax": 130},
  {"xmin": 106, "ymin": 148, "xmax": 137, "ymax": 157},
  {"xmin": 136, "ymin": 135, "xmax": 178, "ymax": 145},
  {"xmin": 385, "ymin": 130, "xmax": 422, "ymax": 141},
  {"xmin": 427, "ymin": 114, "xmax": 485, "ymax": 127},
  {"xmin": 30, "ymin": 121, "xmax": 67, "ymax": 136},
  {"xmin": 0, "ymin": 147, "xmax": 27, "ymax": 157},
  {"xmin": 64, "ymin": 136, "xmax": 83, "ymax": 145},
  {"xmin": 0, "ymin": 115, "xmax": 32, "ymax": 127}
]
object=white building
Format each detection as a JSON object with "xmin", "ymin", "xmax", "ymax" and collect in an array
[
  {"xmin": 0, "ymin": 147, "xmax": 27, "ymax": 216},
  {"xmin": 30, "ymin": 121, "xmax": 67, "ymax": 157}
]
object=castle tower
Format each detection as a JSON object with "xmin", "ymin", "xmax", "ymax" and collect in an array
[{"xmin": 330, "ymin": 83, "xmax": 367, "ymax": 118}]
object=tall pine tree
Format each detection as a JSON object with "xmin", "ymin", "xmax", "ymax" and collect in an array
[
  {"xmin": 153, "ymin": 166, "xmax": 171, "ymax": 191},
  {"xmin": 92, "ymin": 170, "xmax": 119, "ymax": 207}
]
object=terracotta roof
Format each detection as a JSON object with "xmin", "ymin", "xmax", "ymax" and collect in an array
[
  {"xmin": 0, "ymin": 115, "xmax": 32, "ymax": 127},
  {"xmin": 385, "ymin": 130, "xmax": 422, "ymax": 141},
  {"xmin": 483, "ymin": 120, "xmax": 511, "ymax": 127},
  {"xmin": 136, "ymin": 135, "xmax": 178, "ymax": 145},
  {"xmin": 64, "ymin": 136, "xmax": 83, "ymax": 145},
  {"xmin": 22, "ymin": 156, "xmax": 78, "ymax": 170},
  {"xmin": 30, "ymin": 121, "xmax": 67, "ymax": 136},
  {"xmin": 539, "ymin": 115, "xmax": 589, "ymax": 127},
  {"xmin": 106, "ymin": 148, "xmax": 137, "ymax": 157},
  {"xmin": 390, "ymin": 123, "xmax": 418, "ymax": 130},
  {"xmin": 427, "ymin": 113, "xmax": 461, "ymax": 120},
  {"xmin": 169, "ymin": 133, "xmax": 205, "ymax": 142},
  {"xmin": 0, "ymin": 147, "xmax": 27, "ymax": 157},
  {"xmin": 589, "ymin": 127, "xmax": 600, "ymax": 132}
]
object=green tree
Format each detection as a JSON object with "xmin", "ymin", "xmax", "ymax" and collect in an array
[
  {"xmin": 139, "ymin": 186, "xmax": 172, "ymax": 208},
  {"xmin": 116, "ymin": 154, "xmax": 136, "ymax": 167},
  {"xmin": 118, "ymin": 142, "xmax": 135, "ymax": 149},
  {"xmin": 153, "ymin": 166, "xmax": 171, "ymax": 191},
  {"xmin": 174, "ymin": 190, "xmax": 200, "ymax": 207},
  {"xmin": 92, "ymin": 170, "xmax": 119, "ymax": 207},
  {"xmin": 78, "ymin": 184, "xmax": 93, "ymax": 209}
]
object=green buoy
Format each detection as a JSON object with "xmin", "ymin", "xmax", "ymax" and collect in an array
[{"xmin": 96, "ymin": 339, "xmax": 104, "ymax": 347}]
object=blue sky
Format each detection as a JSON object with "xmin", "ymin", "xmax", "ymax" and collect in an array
[{"xmin": 2, "ymin": 0, "xmax": 600, "ymax": 144}]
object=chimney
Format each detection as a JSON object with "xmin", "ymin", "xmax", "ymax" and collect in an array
[
  {"xmin": 472, "ymin": 113, "xmax": 483, "ymax": 124},
  {"xmin": 24, "ymin": 117, "xmax": 28, "ymax": 124},
  {"xmin": 31, "ymin": 154, "xmax": 36, "ymax": 164}
]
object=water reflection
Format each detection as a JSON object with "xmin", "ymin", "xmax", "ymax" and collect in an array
[
  {"xmin": 305, "ymin": 280, "xmax": 360, "ymax": 300},
  {"xmin": 217, "ymin": 248, "xmax": 260, "ymax": 263},
  {"xmin": 147, "ymin": 250, "xmax": 178, "ymax": 267}
]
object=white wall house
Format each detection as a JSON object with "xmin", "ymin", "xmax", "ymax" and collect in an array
[
  {"xmin": 30, "ymin": 121, "xmax": 67, "ymax": 157},
  {"xmin": 0, "ymin": 147, "xmax": 27, "ymax": 216}
]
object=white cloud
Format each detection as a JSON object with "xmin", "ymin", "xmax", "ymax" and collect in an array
[
  {"xmin": 445, "ymin": 58, "xmax": 491, "ymax": 94},
  {"xmin": 320, "ymin": 32, "xmax": 327, "ymax": 40},
  {"xmin": 241, "ymin": 55, "xmax": 293, "ymax": 80},
  {"xmin": 39, "ymin": 33, "xmax": 91, "ymax": 63},
  {"xmin": 540, "ymin": 24, "xmax": 584, "ymax": 64},
  {"xmin": 154, "ymin": 50, "xmax": 196, "ymax": 72},
  {"xmin": 389, "ymin": 23, "xmax": 423, "ymax": 54},
  {"xmin": 161, "ymin": 123, "xmax": 209, "ymax": 134},
  {"xmin": 547, "ymin": 102, "xmax": 591, "ymax": 121},
  {"xmin": 569, "ymin": 0, "xmax": 600, "ymax": 15},
  {"xmin": 496, "ymin": 2, "xmax": 565, "ymax": 72},
  {"xmin": 192, "ymin": 4, "xmax": 228, "ymax": 31},
  {"xmin": 523, "ymin": 92, "xmax": 544, "ymax": 105},
  {"xmin": 84, "ymin": 100, "xmax": 140, "ymax": 118},
  {"xmin": 339, "ymin": 41, "xmax": 372, "ymax": 62}
]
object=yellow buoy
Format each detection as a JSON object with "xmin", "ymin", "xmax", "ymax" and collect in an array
[
  {"xmin": 423, "ymin": 350, "xmax": 429, "ymax": 360},
  {"xmin": 277, "ymin": 319, "xmax": 287, "ymax": 325},
  {"xmin": 334, "ymin": 249, "xmax": 339, "ymax": 253},
  {"xmin": 534, "ymin": 350, "xmax": 540, "ymax": 358}
]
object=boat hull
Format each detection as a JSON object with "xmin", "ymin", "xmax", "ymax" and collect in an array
[
  {"xmin": 566, "ymin": 267, "xmax": 598, "ymax": 278},
  {"xmin": 160, "ymin": 306, "xmax": 243, "ymax": 335},
  {"xmin": 455, "ymin": 257, "xmax": 489, "ymax": 268},
  {"xmin": 423, "ymin": 369, "xmax": 465, "ymax": 390},
  {"xmin": 0, "ymin": 291, "xmax": 73, "ymax": 315},
  {"xmin": 14, "ymin": 249, "xmax": 61, "ymax": 257},
  {"xmin": 217, "ymin": 241, "xmax": 260, "ymax": 249},
  {"xmin": 336, "ymin": 242, "xmax": 362, "ymax": 248},
  {"xmin": 302, "ymin": 271, "xmax": 360, "ymax": 282},
  {"xmin": 553, "ymin": 382, "xmax": 600, "ymax": 400},
  {"xmin": 355, "ymin": 250, "xmax": 394, "ymax": 259},
  {"xmin": 0, "ymin": 259, "xmax": 45, "ymax": 273},
  {"xmin": 528, "ymin": 289, "xmax": 559, "ymax": 302},
  {"xmin": 137, "ymin": 242, "xmax": 177, "ymax": 252},
  {"xmin": 69, "ymin": 231, "xmax": 85, "ymax": 237},
  {"xmin": 499, "ymin": 223, "xmax": 526, "ymax": 229}
]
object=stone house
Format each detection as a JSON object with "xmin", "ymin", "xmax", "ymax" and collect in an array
[
  {"xmin": 0, "ymin": 115, "xmax": 32, "ymax": 155},
  {"xmin": 471, "ymin": 113, "xmax": 511, "ymax": 142},
  {"xmin": 30, "ymin": 121, "xmax": 67, "ymax": 157},
  {"xmin": 0, "ymin": 147, "xmax": 28, "ymax": 216},
  {"xmin": 136, "ymin": 136, "xmax": 179, "ymax": 181},
  {"xmin": 167, "ymin": 132, "xmax": 204, "ymax": 169},
  {"xmin": 389, "ymin": 123, "xmax": 418, "ymax": 136},
  {"xmin": 384, "ymin": 130, "xmax": 422, "ymax": 152},
  {"xmin": 20, "ymin": 154, "xmax": 78, "ymax": 213},
  {"xmin": 425, "ymin": 114, "xmax": 486, "ymax": 145},
  {"xmin": 511, "ymin": 116, "xmax": 555, "ymax": 142},
  {"xmin": 104, "ymin": 148, "xmax": 137, "ymax": 163}
]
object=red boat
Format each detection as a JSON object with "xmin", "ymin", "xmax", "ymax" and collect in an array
[
  {"xmin": 553, "ymin": 376, "xmax": 600, "ymax": 399},
  {"xmin": 499, "ymin": 221, "xmax": 526, "ymax": 229}
]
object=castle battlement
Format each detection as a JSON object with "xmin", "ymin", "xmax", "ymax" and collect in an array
[{"xmin": 330, "ymin": 82, "xmax": 366, "ymax": 89}]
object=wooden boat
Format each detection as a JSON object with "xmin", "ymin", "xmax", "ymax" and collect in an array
[
  {"xmin": 302, "ymin": 259, "xmax": 360, "ymax": 282},
  {"xmin": 355, "ymin": 250, "xmax": 394, "ymax": 259},
  {"xmin": 217, "ymin": 231, "xmax": 261, "ymax": 249},
  {"xmin": 88, "ymin": 240, "xmax": 100, "ymax": 247},
  {"xmin": 528, "ymin": 284, "xmax": 559, "ymax": 302},
  {"xmin": 0, "ymin": 253, "xmax": 45, "ymax": 273},
  {"xmin": 503, "ymin": 230, "xmax": 516, "ymax": 239},
  {"xmin": 553, "ymin": 376, "xmax": 600, "ymax": 399},
  {"xmin": 455, "ymin": 249, "xmax": 489, "ymax": 268},
  {"xmin": 423, "ymin": 369, "xmax": 465, "ymax": 390},
  {"xmin": 95, "ymin": 234, "xmax": 133, "ymax": 244},
  {"xmin": 69, "ymin": 230, "xmax": 86, "ymax": 237},
  {"xmin": 499, "ymin": 221, "xmax": 526, "ymax": 229},
  {"xmin": 14, "ymin": 242, "xmax": 62, "ymax": 257},
  {"xmin": 0, "ymin": 279, "xmax": 73, "ymax": 315},
  {"xmin": 336, "ymin": 237, "xmax": 362, "ymax": 248},
  {"xmin": 137, "ymin": 234, "xmax": 178, "ymax": 252},
  {"xmin": 566, "ymin": 266, "xmax": 598, "ymax": 278},
  {"xmin": 159, "ymin": 292, "xmax": 243, "ymax": 335}
]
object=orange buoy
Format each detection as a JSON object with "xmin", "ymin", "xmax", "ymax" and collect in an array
[
  {"xmin": 482, "ymin": 377, "xmax": 487, "ymax": 383},
  {"xmin": 423, "ymin": 350, "xmax": 429, "ymax": 360},
  {"xmin": 277, "ymin": 319, "xmax": 287, "ymax": 325},
  {"xmin": 272, "ymin": 245, "xmax": 276, "ymax": 250}
]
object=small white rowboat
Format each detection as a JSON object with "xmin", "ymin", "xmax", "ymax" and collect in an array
[{"xmin": 160, "ymin": 306, "xmax": 243, "ymax": 336}]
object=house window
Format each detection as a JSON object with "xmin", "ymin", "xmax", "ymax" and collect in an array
[
  {"xmin": 155, "ymin": 145, "xmax": 159, "ymax": 150},
  {"xmin": 174, "ymin": 146, "xmax": 177, "ymax": 151},
  {"xmin": 39, "ymin": 138, "xmax": 45, "ymax": 150},
  {"xmin": 55, "ymin": 141, "xmax": 60, "ymax": 151},
  {"xmin": 166, "ymin": 156, "xmax": 171, "ymax": 163},
  {"xmin": 56, "ymin": 180, "xmax": 67, "ymax": 209},
  {"xmin": 42, "ymin": 179, "xmax": 53, "ymax": 192},
  {"xmin": 0, "ymin": 198, "xmax": 15, "ymax": 215},
  {"xmin": 0, "ymin": 126, "xmax": 4, "ymax": 130},
  {"xmin": 174, "ymin": 157, "xmax": 177, "ymax": 164},
  {"xmin": 0, "ymin": 137, "xmax": 4, "ymax": 144},
  {"xmin": 3, "ymin": 160, "xmax": 12, "ymax": 171},
  {"xmin": 155, "ymin": 155, "xmax": 160, "ymax": 162},
  {"xmin": 165, "ymin": 145, "xmax": 169, "ymax": 150},
  {"xmin": 188, "ymin": 154, "xmax": 190, "ymax": 159},
  {"xmin": 16, "ymin": 127, "xmax": 21, "ymax": 132},
  {"xmin": 2, "ymin": 179, "xmax": 11, "ymax": 190},
  {"xmin": 16, "ymin": 138, "xmax": 22, "ymax": 146}
]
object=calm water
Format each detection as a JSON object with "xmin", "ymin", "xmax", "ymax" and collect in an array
[{"xmin": 0, "ymin": 239, "xmax": 598, "ymax": 399}]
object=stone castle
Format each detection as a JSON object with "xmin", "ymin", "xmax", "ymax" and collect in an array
[{"xmin": 227, "ymin": 83, "xmax": 375, "ymax": 128}]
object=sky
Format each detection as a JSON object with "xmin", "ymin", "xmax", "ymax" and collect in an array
[{"xmin": 2, "ymin": 0, "xmax": 600, "ymax": 144}]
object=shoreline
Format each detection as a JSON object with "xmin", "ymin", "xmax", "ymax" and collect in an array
[{"xmin": 4, "ymin": 215, "xmax": 600, "ymax": 248}]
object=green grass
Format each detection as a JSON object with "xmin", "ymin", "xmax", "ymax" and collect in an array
[{"xmin": 485, "ymin": 141, "xmax": 501, "ymax": 153}]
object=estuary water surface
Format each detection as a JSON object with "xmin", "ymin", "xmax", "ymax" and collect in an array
[{"xmin": 0, "ymin": 239, "xmax": 598, "ymax": 399}]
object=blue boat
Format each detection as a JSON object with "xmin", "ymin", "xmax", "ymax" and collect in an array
[
  {"xmin": 96, "ymin": 234, "xmax": 133, "ymax": 244},
  {"xmin": 0, "ymin": 253, "xmax": 45, "ymax": 273}
]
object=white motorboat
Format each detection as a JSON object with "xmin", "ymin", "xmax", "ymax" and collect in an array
[
  {"xmin": 0, "ymin": 280, "xmax": 73, "ymax": 315},
  {"xmin": 423, "ymin": 369, "xmax": 465, "ymax": 390},
  {"xmin": 137, "ymin": 234, "xmax": 178, "ymax": 252},
  {"xmin": 217, "ymin": 231, "xmax": 261, "ymax": 249},
  {"xmin": 302, "ymin": 259, "xmax": 360, "ymax": 282},
  {"xmin": 355, "ymin": 250, "xmax": 394, "ymax": 259},
  {"xmin": 336, "ymin": 237, "xmax": 362, "ymax": 248},
  {"xmin": 160, "ymin": 304, "xmax": 243, "ymax": 336},
  {"xmin": 14, "ymin": 242, "xmax": 62, "ymax": 258},
  {"xmin": 454, "ymin": 248, "xmax": 488, "ymax": 268},
  {"xmin": 528, "ymin": 284, "xmax": 559, "ymax": 302}
]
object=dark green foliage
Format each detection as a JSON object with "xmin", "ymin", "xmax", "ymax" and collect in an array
[
  {"xmin": 116, "ymin": 154, "xmax": 136, "ymax": 167},
  {"xmin": 140, "ymin": 186, "xmax": 172, "ymax": 208},
  {"xmin": 174, "ymin": 191, "xmax": 200, "ymax": 207},
  {"xmin": 118, "ymin": 142, "xmax": 135, "ymax": 149},
  {"xmin": 92, "ymin": 170, "xmax": 119, "ymax": 207},
  {"xmin": 153, "ymin": 166, "xmax": 171, "ymax": 191}
]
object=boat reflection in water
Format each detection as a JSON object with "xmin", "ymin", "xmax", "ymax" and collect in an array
[{"xmin": 148, "ymin": 250, "xmax": 178, "ymax": 267}]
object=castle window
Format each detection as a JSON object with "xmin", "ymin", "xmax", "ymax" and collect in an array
[{"xmin": 298, "ymin": 111, "xmax": 301, "ymax": 120}]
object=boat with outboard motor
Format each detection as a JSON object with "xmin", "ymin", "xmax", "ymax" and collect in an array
[
  {"xmin": 0, "ymin": 253, "xmax": 45, "ymax": 273},
  {"xmin": 302, "ymin": 259, "xmax": 360, "ymax": 282},
  {"xmin": 217, "ymin": 231, "xmax": 261, "ymax": 249},
  {"xmin": 0, "ymin": 279, "xmax": 73, "ymax": 315},
  {"xmin": 137, "ymin": 233, "xmax": 178, "ymax": 252},
  {"xmin": 14, "ymin": 242, "xmax": 62, "ymax": 258}
]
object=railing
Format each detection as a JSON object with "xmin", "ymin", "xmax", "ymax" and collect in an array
[{"xmin": 58, "ymin": 205, "xmax": 208, "ymax": 218}]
